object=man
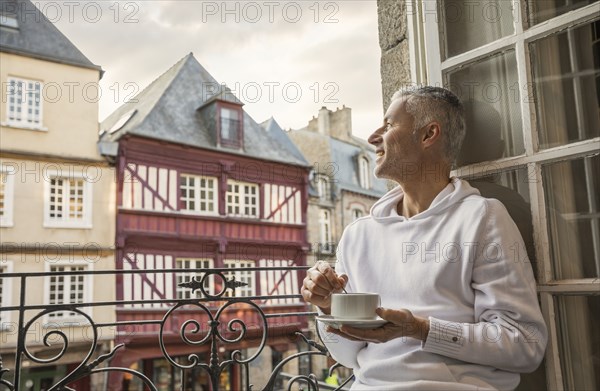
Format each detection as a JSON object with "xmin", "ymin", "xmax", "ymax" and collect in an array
[{"xmin": 301, "ymin": 86, "xmax": 547, "ymax": 390}]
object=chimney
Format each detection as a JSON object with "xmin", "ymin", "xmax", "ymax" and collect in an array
[
  {"xmin": 318, "ymin": 106, "xmax": 330, "ymax": 136},
  {"xmin": 329, "ymin": 105, "xmax": 352, "ymax": 141}
]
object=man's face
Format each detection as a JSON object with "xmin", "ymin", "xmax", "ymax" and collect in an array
[{"xmin": 368, "ymin": 98, "xmax": 422, "ymax": 182}]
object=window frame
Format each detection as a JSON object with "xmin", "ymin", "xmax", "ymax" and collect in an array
[
  {"xmin": 43, "ymin": 170, "xmax": 93, "ymax": 229},
  {"xmin": 0, "ymin": 166, "xmax": 15, "ymax": 227},
  {"xmin": 4, "ymin": 76, "xmax": 45, "ymax": 131},
  {"xmin": 226, "ymin": 180, "xmax": 259, "ymax": 218},
  {"xmin": 315, "ymin": 173, "xmax": 331, "ymax": 201},
  {"xmin": 175, "ymin": 258, "xmax": 215, "ymax": 298},
  {"xmin": 358, "ymin": 156, "xmax": 371, "ymax": 189},
  {"xmin": 0, "ymin": 261, "xmax": 13, "ymax": 328},
  {"xmin": 179, "ymin": 174, "xmax": 219, "ymax": 216},
  {"xmin": 43, "ymin": 260, "xmax": 92, "ymax": 324},
  {"xmin": 223, "ymin": 259, "xmax": 256, "ymax": 297},
  {"xmin": 217, "ymin": 102, "xmax": 243, "ymax": 149},
  {"xmin": 417, "ymin": 1, "xmax": 600, "ymax": 389},
  {"xmin": 351, "ymin": 208, "xmax": 364, "ymax": 222},
  {"xmin": 319, "ymin": 208, "xmax": 333, "ymax": 254}
]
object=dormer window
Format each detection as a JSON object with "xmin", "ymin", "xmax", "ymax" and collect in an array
[
  {"xmin": 359, "ymin": 156, "xmax": 370, "ymax": 189},
  {"xmin": 219, "ymin": 105, "xmax": 242, "ymax": 149},
  {"xmin": 315, "ymin": 174, "xmax": 331, "ymax": 201}
]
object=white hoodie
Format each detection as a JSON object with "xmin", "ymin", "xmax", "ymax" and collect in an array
[{"xmin": 318, "ymin": 178, "xmax": 547, "ymax": 390}]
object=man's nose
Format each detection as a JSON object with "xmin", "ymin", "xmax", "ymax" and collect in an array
[{"xmin": 368, "ymin": 127, "xmax": 383, "ymax": 145}]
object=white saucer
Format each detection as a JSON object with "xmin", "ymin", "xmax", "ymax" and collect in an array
[{"xmin": 316, "ymin": 315, "xmax": 387, "ymax": 329}]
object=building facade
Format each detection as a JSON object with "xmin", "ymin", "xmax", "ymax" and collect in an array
[
  {"xmin": 288, "ymin": 106, "xmax": 388, "ymax": 265},
  {"xmin": 378, "ymin": 1, "xmax": 600, "ymax": 390},
  {"xmin": 98, "ymin": 53, "xmax": 312, "ymax": 390},
  {"xmin": 0, "ymin": 0, "xmax": 115, "ymax": 389}
]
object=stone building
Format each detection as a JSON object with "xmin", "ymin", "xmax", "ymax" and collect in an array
[
  {"xmin": 287, "ymin": 106, "xmax": 387, "ymax": 265},
  {"xmin": 377, "ymin": 1, "xmax": 600, "ymax": 390},
  {"xmin": 0, "ymin": 0, "xmax": 115, "ymax": 389}
]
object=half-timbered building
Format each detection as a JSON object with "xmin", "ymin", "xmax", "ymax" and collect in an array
[{"xmin": 98, "ymin": 53, "xmax": 311, "ymax": 389}]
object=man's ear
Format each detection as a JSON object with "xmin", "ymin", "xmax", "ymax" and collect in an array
[{"xmin": 422, "ymin": 122, "xmax": 442, "ymax": 147}]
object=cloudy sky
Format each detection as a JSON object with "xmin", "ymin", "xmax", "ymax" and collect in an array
[{"xmin": 47, "ymin": 1, "xmax": 383, "ymax": 141}]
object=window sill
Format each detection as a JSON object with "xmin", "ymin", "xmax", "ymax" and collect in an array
[
  {"xmin": 0, "ymin": 221, "xmax": 14, "ymax": 228},
  {"xmin": 1, "ymin": 121, "xmax": 48, "ymax": 132},
  {"xmin": 180, "ymin": 210, "xmax": 220, "ymax": 217},
  {"xmin": 43, "ymin": 221, "xmax": 92, "ymax": 229},
  {"xmin": 43, "ymin": 316, "xmax": 92, "ymax": 328}
]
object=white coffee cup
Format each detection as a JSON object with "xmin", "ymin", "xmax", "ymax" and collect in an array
[{"xmin": 331, "ymin": 293, "xmax": 380, "ymax": 320}]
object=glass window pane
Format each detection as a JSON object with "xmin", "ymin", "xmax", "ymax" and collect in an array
[
  {"xmin": 531, "ymin": 20, "xmax": 600, "ymax": 149},
  {"xmin": 440, "ymin": 0, "xmax": 514, "ymax": 59},
  {"xmin": 467, "ymin": 167, "xmax": 536, "ymax": 270},
  {"xmin": 447, "ymin": 51, "xmax": 525, "ymax": 166},
  {"xmin": 555, "ymin": 295, "xmax": 600, "ymax": 390},
  {"xmin": 543, "ymin": 155, "xmax": 600, "ymax": 279},
  {"xmin": 527, "ymin": 0, "xmax": 598, "ymax": 25}
]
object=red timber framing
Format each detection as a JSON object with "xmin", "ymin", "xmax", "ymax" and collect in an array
[{"xmin": 112, "ymin": 135, "xmax": 311, "ymax": 380}]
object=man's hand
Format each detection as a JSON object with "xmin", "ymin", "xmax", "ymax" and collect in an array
[
  {"xmin": 301, "ymin": 260, "xmax": 348, "ymax": 314},
  {"xmin": 328, "ymin": 308, "xmax": 430, "ymax": 343}
]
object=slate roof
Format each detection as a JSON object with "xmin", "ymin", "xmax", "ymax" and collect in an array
[
  {"xmin": 99, "ymin": 53, "xmax": 310, "ymax": 168},
  {"xmin": 0, "ymin": 0, "xmax": 101, "ymax": 71},
  {"xmin": 259, "ymin": 117, "xmax": 308, "ymax": 165},
  {"xmin": 328, "ymin": 138, "xmax": 388, "ymax": 197}
]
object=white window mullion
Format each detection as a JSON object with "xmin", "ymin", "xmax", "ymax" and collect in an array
[
  {"xmin": 422, "ymin": 0, "xmax": 443, "ymax": 85},
  {"xmin": 567, "ymin": 28, "xmax": 588, "ymax": 143},
  {"xmin": 406, "ymin": 0, "xmax": 428, "ymax": 84},
  {"xmin": 528, "ymin": 157, "xmax": 578, "ymax": 391},
  {"xmin": 442, "ymin": 37, "xmax": 518, "ymax": 72},
  {"xmin": 527, "ymin": 163, "xmax": 554, "ymax": 283},
  {"xmin": 515, "ymin": 38, "xmax": 538, "ymax": 156},
  {"xmin": 538, "ymin": 279, "xmax": 600, "ymax": 293},
  {"xmin": 540, "ymin": 293, "xmax": 564, "ymax": 390},
  {"xmin": 522, "ymin": 3, "xmax": 599, "ymax": 43},
  {"xmin": 452, "ymin": 138, "xmax": 600, "ymax": 178},
  {"xmin": 513, "ymin": 0, "xmax": 525, "ymax": 34},
  {"xmin": 529, "ymin": 138, "xmax": 600, "ymax": 164}
]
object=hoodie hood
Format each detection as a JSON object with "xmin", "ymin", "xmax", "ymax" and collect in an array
[{"xmin": 370, "ymin": 177, "xmax": 480, "ymax": 222}]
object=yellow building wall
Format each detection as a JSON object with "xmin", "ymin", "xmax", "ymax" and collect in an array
[
  {"xmin": 0, "ymin": 158, "xmax": 116, "ymax": 247},
  {"xmin": 0, "ymin": 52, "xmax": 101, "ymax": 159},
  {"xmin": 0, "ymin": 52, "xmax": 116, "ymax": 353}
]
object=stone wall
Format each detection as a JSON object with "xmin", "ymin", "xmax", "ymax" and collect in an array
[{"xmin": 377, "ymin": 0, "xmax": 411, "ymax": 110}]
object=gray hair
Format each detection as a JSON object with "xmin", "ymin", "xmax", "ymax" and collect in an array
[{"xmin": 391, "ymin": 85, "xmax": 465, "ymax": 165}]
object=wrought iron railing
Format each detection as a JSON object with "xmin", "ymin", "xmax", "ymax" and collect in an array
[{"xmin": 0, "ymin": 266, "xmax": 352, "ymax": 391}]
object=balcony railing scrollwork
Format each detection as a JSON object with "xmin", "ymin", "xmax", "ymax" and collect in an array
[{"xmin": 0, "ymin": 267, "xmax": 352, "ymax": 391}]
